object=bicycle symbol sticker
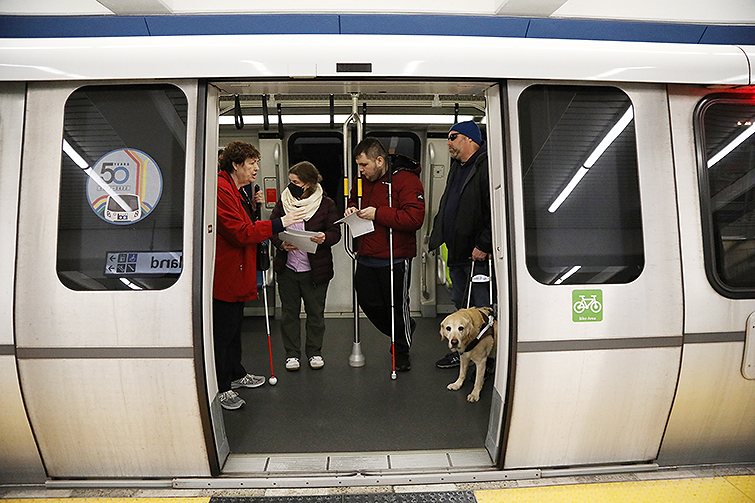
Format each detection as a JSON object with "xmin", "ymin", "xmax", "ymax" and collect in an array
[{"xmin": 572, "ymin": 289, "xmax": 603, "ymax": 322}]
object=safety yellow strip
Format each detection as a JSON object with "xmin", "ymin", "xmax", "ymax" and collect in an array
[
  {"xmin": 476, "ymin": 476, "xmax": 755, "ymax": 503},
  {"xmin": 357, "ymin": 178, "xmax": 362, "ymax": 197},
  {"xmin": 343, "ymin": 177, "xmax": 349, "ymax": 196}
]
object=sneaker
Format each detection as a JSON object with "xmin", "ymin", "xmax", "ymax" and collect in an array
[
  {"xmin": 395, "ymin": 352, "xmax": 411, "ymax": 372},
  {"xmin": 218, "ymin": 390, "xmax": 245, "ymax": 410},
  {"xmin": 436, "ymin": 351, "xmax": 460, "ymax": 369},
  {"xmin": 286, "ymin": 357, "xmax": 300, "ymax": 371},
  {"xmin": 309, "ymin": 356, "xmax": 324, "ymax": 369},
  {"xmin": 231, "ymin": 373, "xmax": 265, "ymax": 389}
]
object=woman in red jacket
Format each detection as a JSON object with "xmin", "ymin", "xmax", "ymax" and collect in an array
[
  {"xmin": 214, "ymin": 141, "xmax": 305, "ymax": 411},
  {"xmin": 270, "ymin": 162, "xmax": 341, "ymax": 371}
]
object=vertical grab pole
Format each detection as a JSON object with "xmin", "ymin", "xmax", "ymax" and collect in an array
[
  {"xmin": 421, "ymin": 143, "xmax": 435, "ymax": 300},
  {"xmin": 344, "ymin": 94, "xmax": 365, "ymax": 367}
]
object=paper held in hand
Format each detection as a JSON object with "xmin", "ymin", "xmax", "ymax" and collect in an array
[
  {"xmin": 278, "ymin": 229, "xmax": 320, "ymax": 254},
  {"xmin": 334, "ymin": 212, "xmax": 375, "ymax": 237}
]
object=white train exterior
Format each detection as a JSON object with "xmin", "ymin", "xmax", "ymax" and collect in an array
[{"xmin": 1, "ymin": 13, "xmax": 754, "ymax": 486}]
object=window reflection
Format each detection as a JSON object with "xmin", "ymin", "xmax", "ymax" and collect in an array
[
  {"xmin": 519, "ymin": 85, "xmax": 644, "ymax": 285},
  {"xmin": 700, "ymin": 97, "xmax": 755, "ymax": 293}
]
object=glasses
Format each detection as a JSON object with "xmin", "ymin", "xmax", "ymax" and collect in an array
[{"xmin": 447, "ymin": 133, "xmax": 461, "ymax": 141}]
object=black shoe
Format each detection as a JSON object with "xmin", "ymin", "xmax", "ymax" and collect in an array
[
  {"xmin": 395, "ymin": 352, "xmax": 411, "ymax": 372},
  {"xmin": 436, "ymin": 351, "xmax": 460, "ymax": 369}
]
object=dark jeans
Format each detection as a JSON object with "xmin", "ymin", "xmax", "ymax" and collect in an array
[
  {"xmin": 355, "ymin": 259, "xmax": 413, "ymax": 355},
  {"xmin": 213, "ymin": 298, "xmax": 248, "ymax": 393},
  {"xmin": 449, "ymin": 260, "xmax": 496, "ymax": 309},
  {"xmin": 277, "ymin": 266, "xmax": 329, "ymax": 360}
]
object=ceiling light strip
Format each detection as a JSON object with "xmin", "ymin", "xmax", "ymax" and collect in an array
[
  {"xmin": 555, "ymin": 265, "xmax": 581, "ymax": 285},
  {"xmin": 707, "ymin": 122, "xmax": 755, "ymax": 168},
  {"xmin": 548, "ymin": 105, "xmax": 634, "ymax": 213},
  {"xmin": 62, "ymin": 139, "xmax": 131, "ymax": 212}
]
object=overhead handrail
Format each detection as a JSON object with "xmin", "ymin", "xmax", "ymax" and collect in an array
[
  {"xmin": 329, "ymin": 94, "xmax": 335, "ymax": 129},
  {"xmin": 234, "ymin": 95, "xmax": 244, "ymax": 130},
  {"xmin": 262, "ymin": 94, "xmax": 270, "ymax": 130},
  {"xmin": 276, "ymin": 103, "xmax": 283, "ymax": 139}
]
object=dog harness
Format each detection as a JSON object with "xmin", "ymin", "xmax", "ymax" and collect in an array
[{"xmin": 460, "ymin": 309, "xmax": 495, "ymax": 354}]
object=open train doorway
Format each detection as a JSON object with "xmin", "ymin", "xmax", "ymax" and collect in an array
[{"xmin": 203, "ymin": 80, "xmax": 507, "ymax": 476}]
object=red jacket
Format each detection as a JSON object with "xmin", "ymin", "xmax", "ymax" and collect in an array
[
  {"xmin": 214, "ymin": 171, "xmax": 273, "ymax": 302},
  {"xmin": 348, "ymin": 164, "xmax": 425, "ymax": 259}
]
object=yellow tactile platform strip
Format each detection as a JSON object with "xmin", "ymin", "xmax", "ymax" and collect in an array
[{"xmin": 476, "ymin": 475, "xmax": 755, "ymax": 503}]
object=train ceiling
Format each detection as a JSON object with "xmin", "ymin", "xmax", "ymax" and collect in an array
[{"xmin": 3, "ymin": 0, "xmax": 754, "ymax": 24}]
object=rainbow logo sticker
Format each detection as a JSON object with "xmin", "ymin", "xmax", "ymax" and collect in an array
[{"xmin": 86, "ymin": 148, "xmax": 163, "ymax": 225}]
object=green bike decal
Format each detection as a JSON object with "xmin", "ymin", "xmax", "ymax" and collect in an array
[{"xmin": 572, "ymin": 289, "xmax": 603, "ymax": 322}]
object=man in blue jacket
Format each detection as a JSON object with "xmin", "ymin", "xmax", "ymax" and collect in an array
[{"xmin": 429, "ymin": 120, "xmax": 494, "ymax": 368}]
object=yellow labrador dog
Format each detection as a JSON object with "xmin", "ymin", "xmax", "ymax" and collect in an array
[{"xmin": 440, "ymin": 307, "xmax": 497, "ymax": 402}]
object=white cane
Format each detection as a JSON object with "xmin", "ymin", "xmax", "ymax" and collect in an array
[{"xmin": 388, "ymin": 163, "xmax": 397, "ymax": 380}]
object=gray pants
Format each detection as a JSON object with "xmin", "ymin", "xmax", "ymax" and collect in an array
[{"xmin": 277, "ymin": 266, "xmax": 329, "ymax": 360}]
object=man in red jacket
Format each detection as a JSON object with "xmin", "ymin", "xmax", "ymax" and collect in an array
[{"xmin": 345, "ymin": 138, "xmax": 425, "ymax": 371}]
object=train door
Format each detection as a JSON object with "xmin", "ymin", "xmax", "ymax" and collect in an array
[
  {"xmin": 206, "ymin": 81, "xmax": 509, "ymax": 473},
  {"xmin": 659, "ymin": 86, "xmax": 755, "ymax": 464},
  {"xmin": 15, "ymin": 81, "xmax": 214, "ymax": 477},
  {"xmin": 500, "ymin": 81, "xmax": 683, "ymax": 468},
  {"xmin": 0, "ymin": 83, "xmax": 46, "ymax": 482}
]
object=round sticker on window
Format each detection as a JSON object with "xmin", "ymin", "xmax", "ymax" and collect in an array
[{"xmin": 86, "ymin": 148, "xmax": 163, "ymax": 225}]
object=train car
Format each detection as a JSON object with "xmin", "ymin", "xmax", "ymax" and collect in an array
[{"xmin": 1, "ymin": 13, "xmax": 754, "ymax": 488}]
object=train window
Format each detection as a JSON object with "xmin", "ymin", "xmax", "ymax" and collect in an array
[
  {"xmin": 518, "ymin": 85, "xmax": 644, "ymax": 285},
  {"xmin": 366, "ymin": 132, "xmax": 421, "ymax": 161},
  {"xmin": 698, "ymin": 96, "xmax": 755, "ymax": 296},
  {"xmin": 57, "ymin": 84, "xmax": 188, "ymax": 291},
  {"xmin": 288, "ymin": 132, "xmax": 344, "ymax": 214}
]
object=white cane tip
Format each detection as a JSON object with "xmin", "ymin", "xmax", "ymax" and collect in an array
[
  {"xmin": 391, "ymin": 372, "xmax": 397, "ymax": 380},
  {"xmin": 269, "ymin": 376, "xmax": 277, "ymax": 385}
]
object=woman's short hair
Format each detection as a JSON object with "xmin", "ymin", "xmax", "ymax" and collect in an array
[
  {"xmin": 219, "ymin": 141, "xmax": 260, "ymax": 174},
  {"xmin": 289, "ymin": 161, "xmax": 322, "ymax": 198}
]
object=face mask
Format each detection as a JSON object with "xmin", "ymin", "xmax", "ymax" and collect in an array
[{"xmin": 287, "ymin": 182, "xmax": 305, "ymax": 199}]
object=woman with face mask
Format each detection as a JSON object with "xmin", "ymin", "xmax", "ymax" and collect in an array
[{"xmin": 270, "ymin": 162, "xmax": 341, "ymax": 371}]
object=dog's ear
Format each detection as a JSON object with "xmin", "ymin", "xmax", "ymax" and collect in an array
[
  {"xmin": 462, "ymin": 310, "xmax": 477, "ymax": 331},
  {"xmin": 470, "ymin": 308, "xmax": 486, "ymax": 328}
]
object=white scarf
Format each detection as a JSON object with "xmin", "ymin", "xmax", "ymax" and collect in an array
[{"xmin": 282, "ymin": 183, "xmax": 323, "ymax": 222}]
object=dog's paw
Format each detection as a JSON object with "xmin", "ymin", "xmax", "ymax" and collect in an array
[
  {"xmin": 466, "ymin": 392, "xmax": 481, "ymax": 402},
  {"xmin": 447, "ymin": 382, "xmax": 462, "ymax": 391}
]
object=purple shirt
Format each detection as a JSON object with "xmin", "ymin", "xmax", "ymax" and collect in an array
[{"xmin": 285, "ymin": 221, "xmax": 311, "ymax": 272}]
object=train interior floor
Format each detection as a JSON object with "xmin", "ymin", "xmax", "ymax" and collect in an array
[{"xmin": 225, "ymin": 311, "xmax": 493, "ymax": 455}]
